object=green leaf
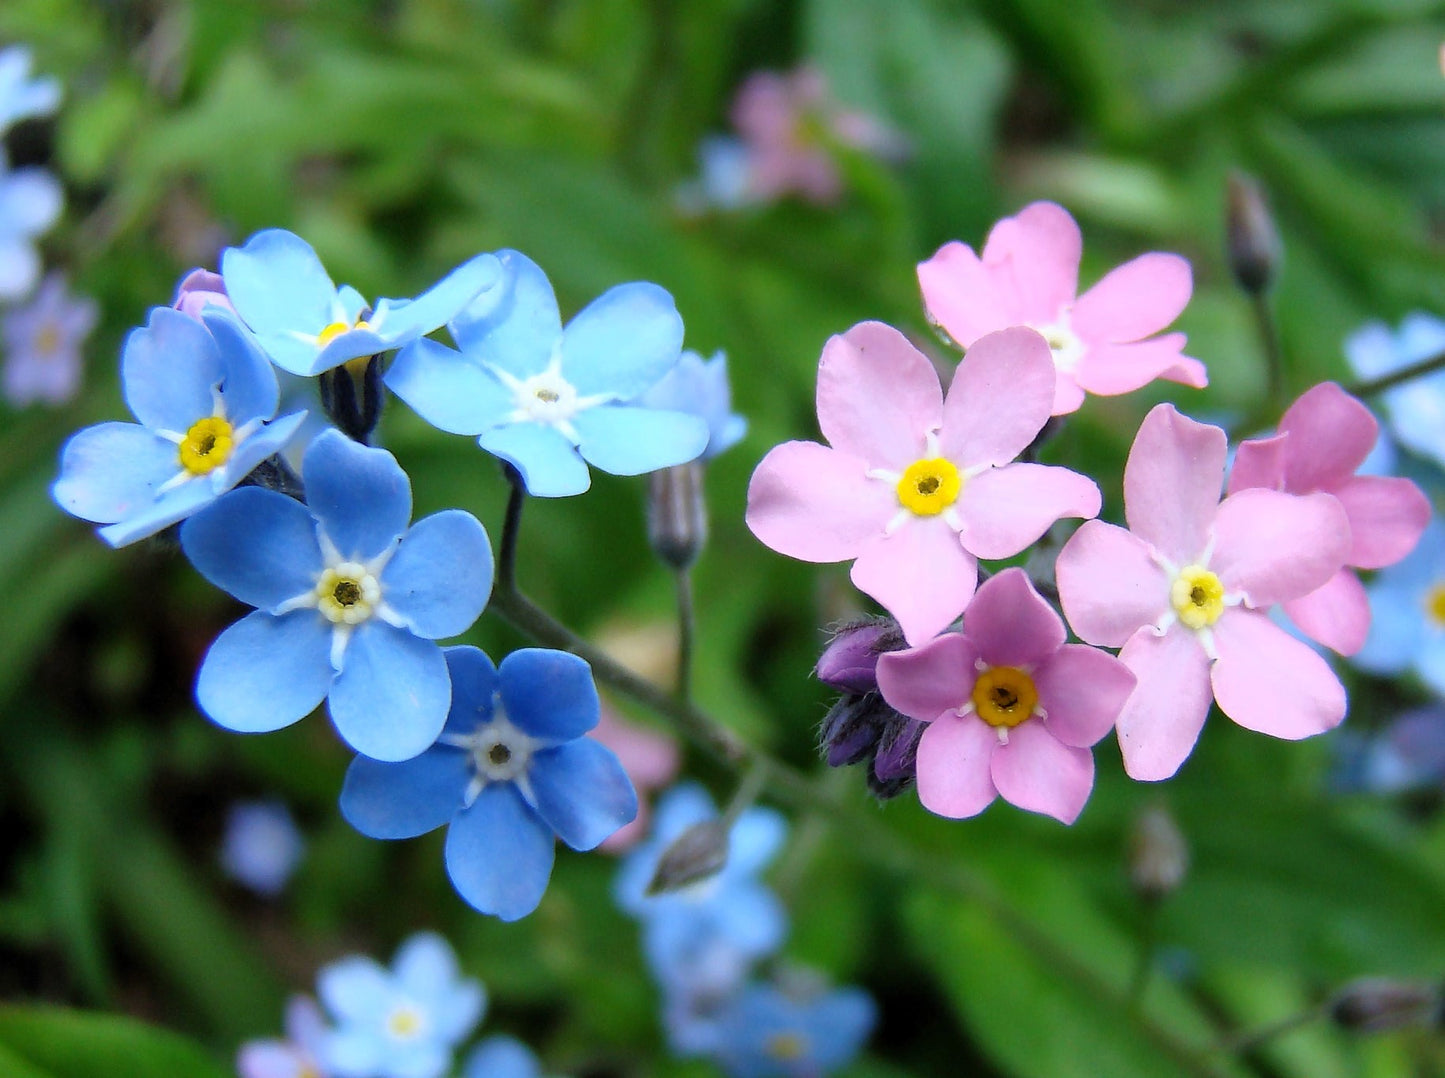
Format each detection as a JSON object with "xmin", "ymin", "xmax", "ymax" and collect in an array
[{"xmin": 0, "ymin": 1007, "xmax": 230, "ymax": 1078}]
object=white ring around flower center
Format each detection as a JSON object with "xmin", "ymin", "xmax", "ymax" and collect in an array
[
  {"xmin": 514, "ymin": 368, "xmax": 583, "ymax": 424},
  {"xmin": 439, "ymin": 699, "xmax": 547, "ymax": 805},
  {"xmin": 314, "ymin": 561, "xmax": 382, "ymax": 625},
  {"xmin": 1028, "ymin": 310, "xmax": 1085, "ymax": 373}
]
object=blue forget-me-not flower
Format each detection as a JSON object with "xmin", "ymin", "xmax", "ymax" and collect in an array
[
  {"xmin": 340, "ymin": 645, "xmax": 637, "ymax": 921},
  {"xmin": 638, "ymin": 349, "xmax": 747, "ymax": 460},
  {"xmin": 460, "ymin": 1035, "xmax": 549, "ymax": 1078},
  {"xmin": 219, "ymin": 799, "xmax": 306, "ymax": 897},
  {"xmin": 0, "ymin": 45, "xmax": 60, "ymax": 133},
  {"xmin": 385, "ymin": 249, "xmax": 709, "ymax": 497},
  {"xmin": 0, "ymin": 149, "xmax": 62, "ymax": 302},
  {"xmin": 1354, "ymin": 517, "xmax": 1445, "ymax": 694},
  {"xmin": 53, "ymin": 307, "xmax": 307, "ymax": 546},
  {"xmin": 710, "ymin": 980, "xmax": 876, "ymax": 1078},
  {"xmin": 1346, "ymin": 313, "xmax": 1445, "ymax": 469},
  {"xmin": 180, "ymin": 429, "xmax": 492, "ymax": 761},
  {"xmin": 221, "ymin": 229, "xmax": 503, "ymax": 377}
]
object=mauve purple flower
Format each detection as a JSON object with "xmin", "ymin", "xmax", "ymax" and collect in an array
[
  {"xmin": 172, "ymin": 267, "xmax": 235, "ymax": 319},
  {"xmin": 2, "ymin": 272, "xmax": 96, "ymax": 406}
]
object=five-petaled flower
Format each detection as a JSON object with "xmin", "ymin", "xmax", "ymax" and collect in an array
[
  {"xmin": 340, "ymin": 645, "xmax": 637, "ymax": 921},
  {"xmin": 746, "ymin": 320, "xmax": 1100, "ymax": 645},
  {"xmin": 180, "ymin": 429, "xmax": 492, "ymax": 762},
  {"xmin": 917, "ymin": 201, "xmax": 1204, "ymax": 415},
  {"xmin": 1057, "ymin": 403, "xmax": 1353, "ymax": 781}
]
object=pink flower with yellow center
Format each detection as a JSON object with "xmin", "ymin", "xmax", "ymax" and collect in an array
[
  {"xmin": 1057, "ymin": 404, "xmax": 1353, "ymax": 781},
  {"xmin": 746, "ymin": 321, "xmax": 1100, "ymax": 645},
  {"xmin": 917, "ymin": 201, "xmax": 1205, "ymax": 415},
  {"xmin": 876, "ymin": 568, "xmax": 1135, "ymax": 824}
]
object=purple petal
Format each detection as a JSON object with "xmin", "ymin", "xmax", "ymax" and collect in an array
[{"xmin": 959, "ymin": 567, "xmax": 1064, "ymax": 667}]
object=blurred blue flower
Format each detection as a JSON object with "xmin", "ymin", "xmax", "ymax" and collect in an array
[
  {"xmin": 1345, "ymin": 314, "xmax": 1445, "ymax": 468},
  {"xmin": 1354, "ymin": 518, "xmax": 1445, "ymax": 693},
  {"xmin": 638, "ymin": 349, "xmax": 747, "ymax": 460},
  {"xmin": 180, "ymin": 430, "xmax": 492, "ymax": 761},
  {"xmin": 1331, "ymin": 707, "xmax": 1445, "ymax": 796},
  {"xmin": 238, "ymin": 995, "xmax": 332, "ymax": 1078},
  {"xmin": 710, "ymin": 980, "xmax": 876, "ymax": 1078},
  {"xmin": 386, "ymin": 249, "xmax": 709, "ymax": 497},
  {"xmin": 460, "ymin": 1035, "xmax": 546, "ymax": 1078},
  {"xmin": 340, "ymin": 646, "xmax": 637, "ymax": 921},
  {"xmin": 219, "ymin": 799, "xmax": 305, "ymax": 897},
  {"xmin": 317, "ymin": 932, "xmax": 484, "ymax": 1078},
  {"xmin": 2, "ymin": 271, "xmax": 96, "ymax": 406},
  {"xmin": 675, "ymin": 136, "xmax": 754, "ymax": 215},
  {"xmin": 0, "ymin": 45, "xmax": 60, "ymax": 133},
  {"xmin": 52, "ymin": 307, "xmax": 307, "ymax": 546},
  {"xmin": 0, "ymin": 151, "xmax": 61, "ymax": 301},
  {"xmin": 221, "ymin": 229, "xmax": 503, "ymax": 376}
]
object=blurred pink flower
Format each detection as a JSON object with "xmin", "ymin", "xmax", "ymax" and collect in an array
[
  {"xmin": 591, "ymin": 705, "xmax": 680, "ymax": 852},
  {"xmin": 917, "ymin": 201, "xmax": 1204, "ymax": 415},
  {"xmin": 237, "ymin": 996, "xmax": 331, "ymax": 1078}
]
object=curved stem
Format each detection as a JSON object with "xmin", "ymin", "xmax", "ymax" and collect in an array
[
  {"xmin": 1345, "ymin": 346, "xmax": 1445, "ymax": 399},
  {"xmin": 498, "ymin": 465, "xmax": 525, "ymax": 595},
  {"xmin": 675, "ymin": 567, "xmax": 695, "ymax": 703},
  {"xmin": 1252, "ymin": 292, "xmax": 1285, "ymax": 406}
]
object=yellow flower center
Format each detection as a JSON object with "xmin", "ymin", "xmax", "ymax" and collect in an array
[
  {"xmin": 1170, "ymin": 564, "xmax": 1225, "ymax": 630},
  {"xmin": 35, "ymin": 324, "xmax": 60, "ymax": 356},
  {"xmin": 317, "ymin": 318, "xmax": 371, "ymax": 347},
  {"xmin": 314, "ymin": 563, "xmax": 381, "ymax": 625},
  {"xmin": 765, "ymin": 1032, "xmax": 809, "ymax": 1061},
  {"xmin": 385, "ymin": 1004, "xmax": 423, "ymax": 1039},
  {"xmin": 178, "ymin": 416, "xmax": 235, "ymax": 475},
  {"xmin": 1425, "ymin": 583, "xmax": 1445, "ymax": 627},
  {"xmin": 971, "ymin": 666, "xmax": 1038, "ymax": 728},
  {"xmin": 896, "ymin": 457, "xmax": 962, "ymax": 516}
]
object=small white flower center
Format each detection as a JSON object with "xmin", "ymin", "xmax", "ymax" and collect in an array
[
  {"xmin": 514, "ymin": 368, "xmax": 582, "ymax": 424},
  {"xmin": 1028, "ymin": 310, "xmax": 1085, "ymax": 373},
  {"xmin": 439, "ymin": 697, "xmax": 549, "ymax": 806},
  {"xmin": 314, "ymin": 562, "xmax": 382, "ymax": 625}
]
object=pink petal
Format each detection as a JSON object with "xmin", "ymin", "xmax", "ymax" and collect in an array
[
  {"xmin": 1227, "ymin": 433, "xmax": 1288, "ymax": 495},
  {"xmin": 917, "ymin": 241, "xmax": 1012, "ymax": 346},
  {"xmin": 990, "ymin": 721, "xmax": 1095, "ymax": 825},
  {"xmin": 1050, "ymin": 374, "xmax": 1088, "ymax": 416},
  {"xmin": 816, "ymin": 321, "xmax": 941, "ymax": 469},
  {"xmin": 1033, "ymin": 644, "xmax": 1136, "ymax": 748},
  {"xmin": 1210, "ymin": 608, "xmax": 1346, "ymax": 740},
  {"xmin": 1276, "ymin": 382, "xmax": 1377, "ymax": 493},
  {"xmin": 1282, "ymin": 569, "xmax": 1371, "ymax": 656},
  {"xmin": 1333, "ymin": 474, "xmax": 1430, "ymax": 570},
  {"xmin": 1210, "ymin": 488, "xmax": 1350, "ymax": 606},
  {"xmin": 591, "ymin": 708, "xmax": 679, "ymax": 787},
  {"xmin": 1056, "ymin": 520, "xmax": 1170, "ymax": 646},
  {"xmin": 850, "ymin": 518, "xmax": 978, "ymax": 646},
  {"xmin": 939, "ymin": 327, "xmax": 1056, "ymax": 467},
  {"xmin": 1123, "ymin": 403, "xmax": 1226, "ymax": 565},
  {"xmin": 914, "ymin": 713, "xmax": 999, "ymax": 819},
  {"xmin": 1115, "ymin": 626, "xmax": 1214, "ymax": 781},
  {"xmin": 955, "ymin": 462, "xmax": 1100, "ymax": 561},
  {"xmin": 876, "ymin": 634, "xmax": 978, "ymax": 722},
  {"xmin": 1072, "ymin": 334, "xmax": 1207, "ymax": 397},
  {"xmin": 1071, "ymin": 252, "xmax": 1192, "ymax": 343},
  {"xmin": 960, "ymin": 567, "xmax": 1065, "ymax": 667},
  {"xmin": 746, "ymin": 441, "xmax": 894, "ymax": 563},
  {"xmin": 979, "ymin": 201, "xmax": 1082, "ymax": 326}
]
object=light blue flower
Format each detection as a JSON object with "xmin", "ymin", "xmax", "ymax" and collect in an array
[
  {"xmin": 638, "ymin": 349, "xmax": 747, "ymax": 460},
  {"xmin": 460, "ymin": 1036, "xmax": 547, "ymax": 1078},
  {"xmin": 219, "ymin": 799, "xmax": 305, "ymax": 897},
  {"xmin": 1345, "ymin": 314, "xmax": 1445, "ymax": 468},
  {"xmin": 180, "ymin": 429, "xmax": 492, "ymax": 761},
  {"xmin": 0, "ymin": 46, "xmax": 60, "ymax": 133},
  {"xmin": 2, "ymin": 271, "xmax": 96, "ymax": 406},
  {"xmin": 53, "ymin": 307, "xmax": 307, "ymax": 546},
  {"xmin": 1330, "ymin": 707, "xmax": 1445, "ymax": 796},
  {"xmin": 675, "ymin": 136, "xmax": 754, "ymax": 216},
  {"xmin": 385, "ymin": 249, "xmax": 709, "ymax": 497},
  {"xmin": 0, "ymin": 151, "xmax": 61, "ymax": 301},
  {"xmin": 316, "ymin": 932, "xmax": 484, "ymax": 1078},
  {"xmin": 340, "ymin": 646, "xmax": 637, "ymax": 921},
  {"xmin": 710, "ymin": 980, "xmax": 876, "ymax": 1078},
  {"xmin": 1354, "ymin": 518, "xmax": 1445, "ymax": 693},
  {"xmin": 221, "ymin": 229, "xmax": 503, "ymax": 376}
]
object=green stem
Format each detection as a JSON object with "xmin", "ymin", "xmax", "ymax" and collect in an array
[
  {"xmin": 498, "ymin": 465, "xmax": 525, "ymax": 595},
  {"xmin": 1345, "ymin": 347, "xmax": 1445, "ymax": 399},
  {"xmin": 1209, "ymin": 1003, "xmax": 1327, "ymax": 1057},
  {"xmin": 1252, "ymin": 291, "xmax": 1285, "ymax": 406},
  {"xmin": 675, "ymin": 567, "xmax": 695, "ymax": 703},
  {"xmin": 1127, "ymin": 898, "xmax": 1160, "ymax": 1010}
]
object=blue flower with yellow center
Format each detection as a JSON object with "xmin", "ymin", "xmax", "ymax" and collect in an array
[
  {"xmin": 710, "ymin": 980, "xmax": 876, "ymax": 1078},
  {"xmin": 1355, "ymin": 517, "xmax": 1445, "ymax": 693}
]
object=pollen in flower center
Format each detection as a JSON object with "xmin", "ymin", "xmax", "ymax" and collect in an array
[
  {"xmin": 515, "ymin": 369, "xmax": 581, "ymax": 424},
  {"xmin": 314, "ymin": 562, "xmax": 381, "ymax": 625},
  {"xmin": 385, "ymin": 1003, "xmax": 424, "ymax": 1040},
  {"xmin": 896, "ymin": 457, "xmax": 962, "ymax": 516},
  {"xmin": 1171, "ymin": 564, "xmax": 1225, "ymax": 630},
  {"xmin": 1424, "ymin": 583, "xmax": 1445, "ymax": 627},
  {"xmin": 1028, "ymin": 313, "xmax": 1084, "ymax": 373},
  {"xmin": 971, "ymin": 666, "xmax": 1039, "ymax": 728},
  {"xmin": 765, "ymin": 1032, "xmax": 809, "ymax": 1061},
  {"xmin": 178, "ymin": 416, "xmax": 236, "ymax": 475},
  {"xmin": 316, "ymin": 318, "xmax": 371, "ymax": 347}
]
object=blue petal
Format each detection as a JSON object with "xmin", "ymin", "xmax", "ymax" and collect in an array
[
  {"xmin": 727, "ymin": 805, "xmax": 788, "ymax": 877},
  {"xmin": 180, "ymin": 486, "xmax": 321, "ymax": 609},
  {"xmin": 386, "ymin": 338, "xmax": 516, "ymax": 435},
  {"xmin": 204, "ymin": 309, "xmax": 279, "ymax": 423},
  {"xmin": 393, "ymin": 932, "xmax": 486, "ymax": 1038},
  {"xmin": 222, "ymin": 229, "xmax": 338, "ymax": 339},
  {"xmin": 444, "ymin": 783, "xmax": 555, "ymax": 921},
  {"xmin": 529, "ymin": 739, "xmax": 637, "ymax": 851},
  {"xmin": 573, "ymin": 405, "xmax": 708, "ymax": 476},
  {"xmin": 329, "ymin": 623, "xmax": 450, "ymax": 762},
  {"xmin": 371, "ymin": 252, "xmax": 503, "ymax": 344},
  {"xmin": 122, "ymin": 307, "xmax": 221, "ymax": 432},
  {"xmin": 382, "ymin": 510, "xmax": 493, "ymax": 639},
  {"xmin": 196, "ymin": 609, "xmax": 332, "ymax": 733},
  {"xmin": 250, "ymin": 331, "xmax": 330, "ymax": 378},
  {"xmin": 803, "ymin": 988, "xmax": 877, "ymax": 1070},
  {"xmin": 53, "ymin": 421, "xmax": 181, "ymax": 524},
  {"xmin": 303, "ymin": 430, "xmax": 412, "ymax": 561},
  {"xmin": 214, "ymin": 409, "xmax": 309, "ymax": 491},
  {"xmin": 461, "ymin": 1037, "xmax": 540, "ymax": 1078},
  {"xmin": 477, "ymin": 422, "xmax": 590, "ymax": 498},
  {"xmin": 449, "ymin": 249, "xmax": 560, "ymax": 377},
  {"xmin": 497, "ymin": 649, "xmax": 599, "ymax": 740},
  {"xmin": 308, "ymin": 326, "xmax": 394, "ymax": 377},
  {"xmin": 1416, "ymin": 632, "xmax": 1445, "ymax": 696},
  {"xmin": 560, "ymin": 282, "xmax": 683, "ymax": 399},
  {"xmin": 392, "ymin": 931, "xmax": 460, "ymax": 992},
  {"xmin": 712, "ymin": 881, "xmax": 788, "ymax": 956},
  {"xmin": 97, "ymin": 480, "xmax": 218, "ymax": 548},
  {"xmin": 341, "ymin": 748, "xmax": 467, "ymax": 839},
  {"xmin": 317, "ymin": 955, "xmax": 391, "ymax": 1024},
  {"xmin": 442, "ymin": 646, "xmax": 499, "ymax": 736}
]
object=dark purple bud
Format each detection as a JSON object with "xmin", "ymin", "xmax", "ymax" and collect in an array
[
  {"xmin": 1226, "ymin": 171, "xmax": 1280, "ymax": 296},
  {"xmin": 815, "ymin": 618, "xmax": 903, "ymax": 693},
  {"xmin": 1329, "ymin": 978, "xmax": 1441, "ymax": 1033},
  {"xmin": 867, "ymin": 715, "xmax": 925, "ymax": 800},
  {"xmin": 820, "ymin": 694, "xmax": 885, "ymax": 767}
]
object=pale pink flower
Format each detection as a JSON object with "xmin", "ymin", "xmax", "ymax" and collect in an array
[
  {"xmin": 746, "ymin": 321, "xmax": 1100, "ymax": 645},
  {"xmin": 171, "ymin": 267, "xmax": 235, "ymax": 319},
  {"xmin": 1057, "ymin": 404, "xmax": 1353, "ymax": 781},
  {"xmin": 876, "ymin": 568, "xmax": 1134, "ymax": 824},
  {"xmin": 917, "ymin": 201, "xmax": 1205, "ymax": 415},
  {"xmin": 237, "ymin": 995, "xmax": 331, "ymax": 1078},
  {"xmin": 1229, "ymin": 382, "xmax": 1430, "ymax": 655},
  {"xmin": 591, "ymin": 705, "xmax": 680, "ymax": 852}
]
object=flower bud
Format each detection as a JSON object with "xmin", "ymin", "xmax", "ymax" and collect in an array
[
  {"xmin": 1329, "ymin": 977, "xmax": 1441, "ymax": 1033},
  {"xmin": 319, "ymin": 351, "xmax": 384, "ymax": 444},
  {"xmin": 1127, "ymin": 802, "xmax": 1188, "ymax": 902},
  {"xmin": 647, "ymin": 460, "xmax": 709, "ymax": 570},
  {"xmin": 172, "ymin": 268, "xmax": 235, "ymax": 320},
  {"xmin": 646, "ymin": 818, "xmax": 730, "ymax": 895},
  {"xmin": 1226, "ymin": 171, "xmax": 1281, "ymax": 296},
  {"xmin": 814, "ymin": 618, "xmax": 905, "ymax": 693},
  {"xmin": 867, "ymin": 716, "xmax": 925, "ymax": 799}
]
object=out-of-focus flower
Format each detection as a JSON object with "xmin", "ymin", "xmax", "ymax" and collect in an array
[
  {"xmin": 0, "ymin": 46, "xmax": 60, "ymax": 133},
  {"xmin": 172, "ymin": 267, "xmax": 234, "ymax": 319},
  {"xmin": 459, "ymin": 1036, "xmax": 546, "ymax": 1078},
  {"xmin": 52, "ymin": 307, "xmax": 307, "ymax": 546},
  {"xmin": 238, "ymin": 996, "xmax": 332, "ymax": 1078},
  {"xmin": 340, "ymin": 646, "xmax": 636, "ymax": 921},
  {"xmin": 317, "ymin": 932, "xmax": 484, "ymax": 1078},
  {"xmin": 1229, "ymin": 382, "xmax": 1429, "ymax": 655},
  {"xmin": 387, "ymin": 249, "xmax": 708, "ymax": 497},
  {"xmin": 1354, "ymin": 519, "xmax": 1445, "ymax": 693},
  {"xmin": 639, "ymin": 350, "xmax": 747, "ymax": 461},
  {"xmin": 747, "ymin": 320, "xmax": 1099, "ymax": 644},
  {"xmin": 0, "ymin": 151, "xmax": 62, "ymax": 301},
  {"xmin": 1345, "ymin": 313, "xmax": 1445, "ymax": 469},
  {"xmin": 180, "ymin": 430, "xmax": 492, "ymax": 762},
  {"xmin": 710, "ymin": 979, "xmax": 876, "ymax": 1078},
  {"xmin": 676, "ymin": 136, "xmax": 754, "ymax": 215},
  {"xmin": 877, "ymin": 568, "xmax": 1134, "ymax": 824},
  {"xmin": 591, "ymin": 706, "xmax": 679, "ymax": 852},
  {"xmin": 2, "ymin": 272, "xmax": 96, "ymax": 406},
  {"xmin": 221, "ymin": 229, "xmax": 502, "ymax": 376},
  {"xmin": 1331, "ymin": 706, "xmax": 1445, "ymax": 795},
  {"xmin": 219, "ymin": 799, "xmax": 305, "ymax": 897},
  {"xmin": 918, "ymin": 201, "xmax": 1204, "ymax": 415},
  {"xmin": 1057, "ymin": 404, "xmax": 1351, "ymax": 780}
]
